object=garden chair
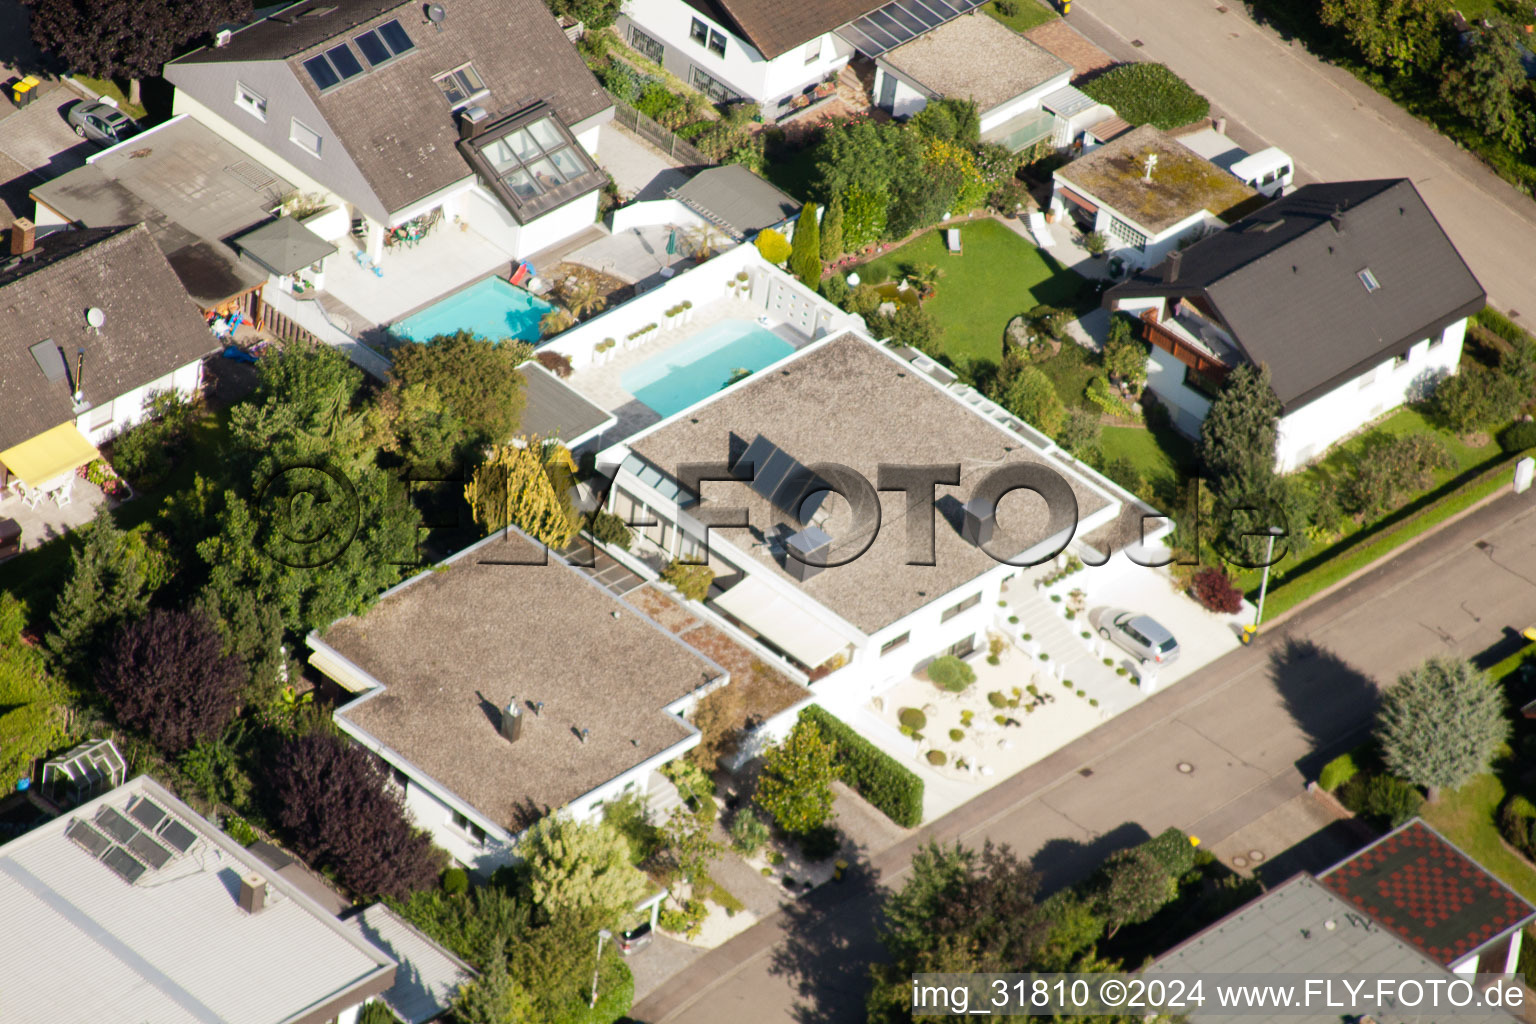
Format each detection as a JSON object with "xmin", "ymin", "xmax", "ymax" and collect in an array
[{"xmin": 945, "ymin": 228, "xmax": 962, "ymax": 254}]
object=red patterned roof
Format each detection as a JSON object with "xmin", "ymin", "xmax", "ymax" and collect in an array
[{"xmin": 1320, "ymin": 820, "xmax": 1535, "ymax": 966}]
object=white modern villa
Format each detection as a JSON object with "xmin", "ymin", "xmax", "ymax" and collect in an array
[{"xmin": 1106, "ymin": 179, "xmax": 1486, "ymax": 470}]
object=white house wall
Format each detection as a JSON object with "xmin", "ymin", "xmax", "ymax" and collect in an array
[
  {"xmin": 978, "ymin": 71, "xmax": 1073, "ymax": 134},
  {"xmin": 1274, "ymin": 319, "xmax": 1466, "ymax": 471},
  {"xmin": 618, "ymin": 0, "xmax": 849, "ymax": 111},
  {"xmin": 1144, "ymin": 344, "xmax": 1213, "ymax": 440},
  {"xmin": 871, "ymin": 66, "xmax": 930, "ymax": 119},
  {"xmin": 76, "ymin": 358, "xmax": 204, "ymax": 446},
  {"xmin": 609, "ymin": 197, "xmax": 712, "ymax": 234}
]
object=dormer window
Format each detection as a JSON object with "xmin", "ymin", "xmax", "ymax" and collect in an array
[
  {"xmin": 435, "ymin": 64, "xmax": 487, "ymax": 108},
  {"xmin": 1358, "ymin": 267, "xmax": 1380, "ymax": 292},
  {"xmin": 353, "ymin": 19, "xmax": 414, "ymax": 67}
]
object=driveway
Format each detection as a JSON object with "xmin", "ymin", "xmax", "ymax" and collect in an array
[
  {"xmin": 0, "ymin": 90, "xmax": 94, "ymax": 226},
  {"xmin": 1063, "ymin": 0, "xmax": 1536, "ymax": 317},
  {"xmin": 634, "ymin": 485, "xmax": 1536, "ymax": 1022}
]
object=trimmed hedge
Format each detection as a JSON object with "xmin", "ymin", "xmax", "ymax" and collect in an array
[
  {"xmin": 801, "ymin": 705, "xmax": 924, "ymax": 827},
  {"xmin": 1319, "ymin": 752, "xmax": 1358, "ymax": 792},
  {"xmin": 1080, "ymin": 63, "xmax": 1210, "ymax": 131},
  {"xmin": 1139, "ymin": 827, "xmax": 1197, "ymax": 879}
]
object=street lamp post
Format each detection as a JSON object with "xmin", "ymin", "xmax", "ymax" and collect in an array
[
  {"xmin": 589, "ymin": 928, "xmax": 613, "ymax": 1009},
  {"xmin": 1251, "ymin": 526, "xmax": 1285, "ymax": 636}
]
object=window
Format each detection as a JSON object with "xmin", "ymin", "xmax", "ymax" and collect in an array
[
  {"xmin": 88, "ymin": 400, "xmax": 114, "ymax": 431},
  {"xmin": 1429, "ymin": 332, "xmax": 1445, "ymax": 350},
  {"xmin": 707, "ymin": 29, "xmax": 727, "ymax": 57},
  {"xmin": 302, "ymin": 43, "xmax": 365, "ymax": 91},
  {"xmin": 690, "ymin": 17, "xmax": 709, "ymax": 45},
  {"xmin": 289, "ymin": 118, "xmax": 323, "ymax": 156},
  {"xmin": 475, "ymin": 115, "xmax": 593, "ymax": 201},
  {"xmin": 689, "ymin": 66, "xmax": 741, "ymax": 103},
  {"xmin": 1107, "ymin": 216, "xmax": 1147, "ymax": 251},
  {"xmin": 354, "ymin": 18, "xmax": 414, "ymax": 67},
  {"xmin": 880, "ymin": 632, "xmax": 911, "ymax": 656},
  {"xmin": 1358, "ymin": 267, "xmax": 1381, "ymax": 292},
  {"xmin": 630, "ymin": 26, "xmax": 664, "ymax": 63},
  {"xmin": 448, "ymin": 809, "xmax": 487, "ymax": 846},
  {"xmin": 434, "ymin": 63, "xmax": 486, "ymax": 107},
  {"xmin": 1393, "ymin": 352, "xmax": 1408, "ymax": 369},
  {"xmin": 945, "ymin": 634, "xmax": 976, "ymax": 659},
  {"xmin": 804, "ymin": 38, "xmax": 821, "ymax": 64},
  {"xmin": 940, "ymin": 592, "xmax": 981, "ymax": 623},
  {"xmin": 234, "ymin": 82, "xmax": 267, "ymax": 121}
]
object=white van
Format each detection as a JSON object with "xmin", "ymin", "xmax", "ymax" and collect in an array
[{"xmin": 1229, "ymin": 147, "xmax": 1294, "ymax": 197}]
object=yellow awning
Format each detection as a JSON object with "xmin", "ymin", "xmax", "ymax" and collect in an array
[{"xmin": 0, "ymin": 423, "xmax": 100, "ymax": 488}]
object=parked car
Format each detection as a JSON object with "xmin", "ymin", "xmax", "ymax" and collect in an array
[
  {"xmin": 1098, "ymin": 609, "xmax": 1180, "ymax": 666},
  {"xmin": 68, "ymin": 101, "xmax": 140, "ymax": 147},
  {"xmin": 617, "ymin": 922, "xmax": 652, "ymax": 955}
]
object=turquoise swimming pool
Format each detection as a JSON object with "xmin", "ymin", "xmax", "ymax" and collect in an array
[
  {"xmin": 392, "ymin": 276, "xmax": 552, "ymax": 344},
  {"xmin": 622, "ymin": 319, "xmax": 795, "ymax": 418}
]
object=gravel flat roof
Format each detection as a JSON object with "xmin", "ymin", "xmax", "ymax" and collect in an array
[
  {"xmin": 627, "ymin": 333, "xmax": 1112, "ymax": 634},
  {"xmin": 880, "ymin": 14, "xmax": 1070, "ymax": 112},
  {"xmin": 328, "ymin": 532, "xmax": 723, "ymax": 829}
]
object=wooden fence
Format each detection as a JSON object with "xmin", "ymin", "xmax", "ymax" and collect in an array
[{"xmin": 608, "ymin": 94, "xmax": 709, "ymax": 166}]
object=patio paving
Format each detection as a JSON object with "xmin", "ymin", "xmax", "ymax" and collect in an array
[
  {"xmin": 595, "ymin": 122, "xmax": 691, "ymax": 203},
  {"xmin": 564, "ymin": 224, "xmax": 693, "ymax": 287},
  {"xmin": 0, "ymin": 476, "xmax": 108, "ymax": 556},
  {"xmin": 319, "ymin": 222, "xmax": 515, "ymax": 329}
]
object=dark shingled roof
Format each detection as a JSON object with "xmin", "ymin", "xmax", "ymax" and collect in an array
[
  {"xmin": 1320, "ymin": 819, "xmax": 1535, "ymax": 967},
  {"xmin": 689, "ymin": 0, "xmax": 886, "ymax": 59},
  {"xmin": 1106, "ymin": 179, "xmax": 1486, "ymax": 411},
  {"xmin": 0, "ymin": 225, "xmax": 216, "ymax": 451},
  {"xmin": 668, "ymin": 164, "xmax": 801, "ymax": 239},
  {"xmin": 172, "ymin": 0, "xmax": 611, "ymax": 215},
  {"xmin": 328, "ymin": 530, "xmax": 724, "ymax": 831}
]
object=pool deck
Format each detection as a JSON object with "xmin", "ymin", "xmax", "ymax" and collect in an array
[{"xmin": 568, "ymin": 296, "xmax": 812, "ymax": 442}]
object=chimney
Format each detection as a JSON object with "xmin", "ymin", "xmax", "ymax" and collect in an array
[
  {"xmin": 785, "ymin": 526, "xmax": 832, "ymax": 583},
  {"xmin": 215, "ymin": 28, "xmax": 232, "ymax": 47},
  {"xmin": 458, "ymin": 105, "xmax": 489, "ymax": 141},
  {"xmin": 961, "ymin": 498, "xmax": 995, "ymax": 548},
  {"xmin": 1330, "ymin": 206, "xmax": 1345, "ymax": 233},
  {"xmin": 500, "ymin": 700, "xmax": 523, "ymax": 742},
  {"xmin": 10, "ymin": 217, "xmax": 34, "ymax": 256},
  {"xmin": 238, "ymin": 873, "xmax": 268, "ymax": 914},
  {"xmin": 1163, "ymin": 250, "xmax": 1183, "ymax": 284}
]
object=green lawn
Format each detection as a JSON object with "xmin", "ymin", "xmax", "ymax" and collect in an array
[
  {"xmin": 1309, "ymin": 406, "xmax": 1498, "ymax": 483},
  {"xmin": 1032, "ymin": 341, "xmax": 1100, "ymax": 414},
  {"xmin": 1102, "ymin": 423, "xmax": 1197, "ymax": 499},
  {"xmin": 855, "ymin": 219, "xmax": 1088, "ymax": 366},
  {"xmin": 69, "ymin": 76, "xmax": 149, "ymax": 121},
  {"xmin": 983, "ymin": 0, "xmax": 1059, "ymax": 34},
  {"xmin": 1421, "ymin": 771, "xmax": 1536, "ymax": 905}
]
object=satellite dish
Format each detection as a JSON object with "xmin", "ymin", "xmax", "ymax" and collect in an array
[
  {"xmin": 85, "ymin": 307, "xmax": 105, "ymax": 329},
  {"xmin": 426, "ymin": 3, "xmax": 446, "ymax": 23}
]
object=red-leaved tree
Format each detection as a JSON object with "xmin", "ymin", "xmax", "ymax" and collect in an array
[
  {"xmin": 97, "ymin": 609, "xmax": 244, "ymax": 753},
  {"xmin": 1191, "ymin": 567, "xmax": 1244, "ymax": 614},
  {"xmin": 268, "ymin": 731, "xmax": 443, "ymax": 899}
]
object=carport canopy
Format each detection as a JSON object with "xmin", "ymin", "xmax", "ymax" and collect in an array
[
  {"xmin": 0, "ymin": 422, "xmax": 100, "ymax": 488},
  {"xmin": 709, "ymin": 575, "xmax": 852, "ymax": 669}
]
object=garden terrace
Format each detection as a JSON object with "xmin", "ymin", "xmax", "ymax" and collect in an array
[
  {"xmin": 625, "ymin": 332, "xmax": 1118, "ymax": 634},
  {"xmin": 1055, "ymin": 125, "xmax": 1260, "ymax": 233},
  {"xmin": 319, "ymin": 530, "xmax": 727, "ymax": 831}
]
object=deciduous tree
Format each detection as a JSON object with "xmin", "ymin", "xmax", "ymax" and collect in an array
[
  {"xmin": 1092, "ymin": 846, "xmax": 1176, "ymax": 937},
  {"xmin": 389, "ymin": 330, "xmax": 528, "ymax": 447},
  {"xmin": 521, "ymin": 816, "xmax": 651, "ymax": 925},
  {"xmin": 1376, "ymin": 656, "xmax": 1510, "ymax": 800},
  {"xmin": 98, "ymin": 609, "xmax": 244, "ymax": 754},
  {"xmin": 1439, "ymin": 20, "xmax": 1526, "ymax": 147},
  {"xmin": 465, "ymin": 438, "xmax": 579, "ymax": 547},
  {"xmin": 754, "ymin": 720, "xmax": 838, "ymax": 835},
  {"xmin": 1319, "ymin": 0, "xmax": 1448, "ymax": 72},
  {"xmin": 996, "ymin": 364, "xmax": 1067, "ymax": 435}
]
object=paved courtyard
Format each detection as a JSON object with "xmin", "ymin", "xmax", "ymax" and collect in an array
[
  {"xmin": 0, "ymin": 87, "xmax": 92, "ymax": 226},
  {"xmin": 595, "ymin": 122, "xmax": 691, "ymax": 203}
]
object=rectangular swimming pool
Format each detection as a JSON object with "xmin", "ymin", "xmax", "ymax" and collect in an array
[
  {"xmin": 622, "ymin": 319, "xmax": 795, "ymax": 419},
  {"xmin": 392, "ymin": 276, "xmax": 552, "ymax": 344}
]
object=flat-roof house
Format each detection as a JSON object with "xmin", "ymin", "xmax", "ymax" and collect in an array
[
  {"xmin": 1051, "ymin": 124, "xmax": 1261, "ymax": 271},
  {"xmin": 0, "ymin": 223, "xmax": 212, "ymax": 504},
  {"xmin": 874, "ymin": 13, "xmax": 1072, "ymax": 154},
  {"xmin": 616, "ymin": 0, "xmax": 991, "ymax": 118},
  {"xmin": 1145, "ymin": 820, "xmax": 1536, "ymax": 1023},
  {"xmin": 164, "ymin": 0, "xmax": 614, "ymax": 276},
  {"xmin": 307, "ymin": 528, "xmax": 728, "ymax": 870},
  {"xmin": 29, "ymin": 116, "xmax": 295, "ymax": 314},
  {"xmin": 0, "ymin": 775, "xmax": 398, "ymax": 1024},
  {"xmin": 600, "ymin": 329, "xmax": 1154, "ymax": 698},
  {"xmin": 1106, "ymin": 179, "xmax": 1485, "ymax": 469}
]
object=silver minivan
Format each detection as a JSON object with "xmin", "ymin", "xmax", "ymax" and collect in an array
[{"xmin": 1099, "ymin": 609, "xmax": 1180, "ymax": 666}]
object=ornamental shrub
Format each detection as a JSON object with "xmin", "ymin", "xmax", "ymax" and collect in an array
[
  {"xmin": 1499, "ymin": 421, "xmax": 1536, "ymax": 453},
  {"xmin": 729, "ymin": 807, "xmax": 770, "ymax": 855},
  {"xmin": 926, "ymin": 750, "xmax": 948, "ymax": 766},
  {"xmin": 927, "ymin": 655, "xmax": 976, "ymax": 692},
  {"xmin": 1500, "ymin": 795, "xmax": 1536, "ymax": 858},
  {"xmin": 662, "ymin": 560, "xmax": 713, "ymax": 601},
  {"xmin": 1191, "ymin": 567, "xmax": 1244, "ymax": 614},
  {"xmin": 1337, "ymin": 772, "xmax": 1423, "ymax": 828},
  {"xmin": 1318, "ymin": 752, "xmax": 1358, "ymax": 792},
  {"xmin": 898, "ymin": 707, "xmax": 927, "ymax": 731},
  {"xmin": 587, "ymin": 508, "xmax": 633, "ymax": 550},
  {"xmin": 800, "ymin": 706, "xmax": 924, "ymax": 827},
  {"xmin": 949, "ymin": 728, "xmax": 965, "ymax": 742},
  {"xmin": 755, "ymin": 228, "xmax": 791, "ymax": 265},
  {"xmin": 442, "ymin": 867, "xmax": 469, "ymax": 895},
  {"xmin": 1138, "ymin": 827, "xmax": 1198, "ymax": 879},
  {"xmin": 1080, "ymin": 63, "xmax": 1210, "ymax": 130}
]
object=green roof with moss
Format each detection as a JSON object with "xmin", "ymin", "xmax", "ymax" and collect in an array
[{"xmin": 1055, "ymin": 125, "xmax": 1259, "ymax": 234}]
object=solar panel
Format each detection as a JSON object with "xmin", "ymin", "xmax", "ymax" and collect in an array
[
  {"xmin": 95, "ymin": 806, "xmax": 139, "ymax": 844},
  {"xmin": 751, "ymin": 449, "xmax": 795, "ymax": 501},
  {"xmin": 127, "ymin": 830, "xmax": 173, "ymax": 870},
  {"xmin": 100, "ymin": 846, "xmax": 147, "ymax": 885},
  {"xmin": 128, "ymin": 798, "xmax": 167, "ymax": 831},
  {"xmin": 770, "ymin": 466, "xmax": 822, "ymax": 519},
  {"xmin": 839, "ymin": 0, "xmax": 987, "ymax": 55},
  {"xmin": 733, "ymin": 435, "xmax": 777, "ymax": 481},
  {"xmin": 66, "ymin": 819, "xmax": 112, "ymax": 857},
  {"xmin": 158, "ymin": 819, "xmax": 197, "ymax": 854}
]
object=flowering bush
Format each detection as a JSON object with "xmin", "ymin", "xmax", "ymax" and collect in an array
[
  {"xmin": 1191, "ymin": 567, "xmax": 1244, "ymax": 614},
  {"xmin": 78, "ymin": 459, "xmax": 130, "ymax": 498}
]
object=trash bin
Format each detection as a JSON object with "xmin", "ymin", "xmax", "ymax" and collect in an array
[
  {"xmin": 833, "ymin": 859, "xmax": 848, "ymax": 883},
  {"xmin": 11, "ymin": 75, "xmax": 41, "ymax": 108}
]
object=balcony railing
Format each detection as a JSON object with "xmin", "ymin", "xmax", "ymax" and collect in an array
[{"xmin": 1138, "ymin": 310, "xmax": 1231, "ymax": 384}]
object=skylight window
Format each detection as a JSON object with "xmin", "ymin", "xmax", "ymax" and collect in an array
[
  {"xmin": 477, "ymin": 116, "xmax": 591, "ymax": 201},
  {"xmin": 435, "ymin": 64, "xmax": 486, "ymax": 107},
  {"xmin": 354, "ymin": 19, "xmax": 414, "ymax": 66},
  {"xmin": 302, "ymin": 43, "xmax": 364, "ymax": 90},
  {"xmin": 1358, "ymin": 267, "xmax": 1381, "ymax": 292}
]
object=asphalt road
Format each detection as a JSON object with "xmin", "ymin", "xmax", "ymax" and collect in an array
[
  {"xmin": 1063, "ymin": 0, "xmax": 1536, "ymax": 318},
  {"xmin": 634, "ymin": 485, "xmax": 1536, "ymax": 1023}
]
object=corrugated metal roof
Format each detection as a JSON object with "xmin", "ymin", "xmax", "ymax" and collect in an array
[
  {"xmin": 0, "ymin": 777, "xmax": 395, "ymax": 1024},
  {"xmin": 347, "ymin": 904, "xmax": 477, "ymax": 1024},
  {"xmin": 1041, "ymin": 83, "xmax": 1098, "ymax": 119}
]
